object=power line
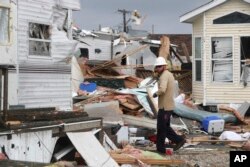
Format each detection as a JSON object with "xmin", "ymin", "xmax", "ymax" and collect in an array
[{"xmin": 117, "ymin": 9, "xmax": 131, "ymax": 32}]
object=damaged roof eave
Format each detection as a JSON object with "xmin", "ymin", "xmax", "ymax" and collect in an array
[
  {"xmin": 59, "ymin": 0, "xmax": 81, "ymax": 11},
  {"xmin": 180, "ymin": 0, "xmax": 226, "ymax": 23},
  {"xmin": 180, "ymin": 0, "xmax": 250, "ymax": 23}
]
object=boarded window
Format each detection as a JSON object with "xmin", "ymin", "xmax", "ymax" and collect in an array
[
  {"xmin": 195, "ymin": 37, "xmax": 202, "ymax": 81},
  {"xmin": 29, "ymin": 23, "xmax": 51, "ymax": 56},
  {"xmin": 211, "ymin": 37, "xmax": 233, "ymax": 82},
  {"xmin": 213, "ymin": 12, "xmax": 250, "ymax": 24},
  {"xmin": 0, "ymin": 7, "xmax": 10, "ymax": 43}
]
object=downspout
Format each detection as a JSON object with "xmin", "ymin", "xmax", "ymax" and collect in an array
[{"xmin": 203, "ymin": 12, "xmax": 207, "ymax": 106}]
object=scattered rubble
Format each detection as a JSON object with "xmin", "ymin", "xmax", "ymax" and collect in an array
[{"xmin": 1, "ymin": 1, "xmax": 250, "ymax": 165}]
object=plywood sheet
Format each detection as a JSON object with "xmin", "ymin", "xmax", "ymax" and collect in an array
[{"xmin": 67, "ymin": 132, "xmax": 119, "ymax": 167}]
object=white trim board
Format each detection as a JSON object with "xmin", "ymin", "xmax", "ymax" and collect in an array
[
  {"xmin": 180, "ymin": 0, "xmax": 250, "ymax": 23},
  {"xmin": 67, "ymin": 132, "xmax": 119, "ymax": 167}
]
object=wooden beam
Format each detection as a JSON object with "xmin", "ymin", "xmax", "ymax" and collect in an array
[
  {"xmin": 110, "ymin": 153, "xmax": 185, "ymax": 165},
  {"xmin": 181, "ymin": 42, "xmax": 191, "ymax": 63},
  {"xmin": 170, "ymin": 46, "xmax": 183, "ymax": 64},
  {"xmin": 158, "ymin": 35, "xmax": 170, "ymax": 60},
  {"xmin": 218, "ymin": 105, "xmax": 248, "ymax": 125},
  {"xmin": 189, "ymin": 136, "xmax": 247, "ymax": 143},
  {"xmin": 190, "ymin": 139, "xmax": 247, "ymax": 143}
]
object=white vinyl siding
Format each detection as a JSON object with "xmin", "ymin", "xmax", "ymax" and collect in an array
[
  {"xmin": 204, "ymin": 0, "xmax": 250, "ymax": 104},
  {"xmin": 15, "ymin": 0, "xmax": 79, "ymax": 109},
  {"xmin": 190, "ymin": 0, "xmax": 250, "ymax": 104}
]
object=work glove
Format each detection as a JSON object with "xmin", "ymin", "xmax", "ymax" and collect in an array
[{"xmin": 152, "ymin": 93, "xmax": 158, "ymax": 98}]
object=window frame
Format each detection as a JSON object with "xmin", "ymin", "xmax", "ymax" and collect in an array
[
  {"xmin": 211, "ymin": 36, "xmax": 233, "ymax": 83},
  {"xmin": 28, "ymin": 22, "xmax": 51, "ymax": 58},
  {"xmin": 240, "ymin": 36, "xmax": 250, "ymax": 85},
  {"xmin": 0, "ymin": 4, "xmax": 10, "ymax": 45},
  {"xmin": 194, "ymin": 37, "xmax": 202, "ymax": 82}
]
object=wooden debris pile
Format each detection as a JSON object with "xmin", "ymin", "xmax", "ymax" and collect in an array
[{"xmin": 71, "ymin": 42, "xmax": 250, "ymax": 167}]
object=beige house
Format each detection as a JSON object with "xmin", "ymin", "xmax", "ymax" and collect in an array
[{"xmin": 180, "ymin": 0, "xmax": 250, "ymax": 105}]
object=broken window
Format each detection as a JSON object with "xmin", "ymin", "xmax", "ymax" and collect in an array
[
  {"xmin": 211, "ymin": 37, "xmax": 233, "ymax": 82},
  {"xmin": 0, "ymin": 6, "xmax": 10, "ymax": 44},
  {"xmin": 240, "ymin": 37, "xmax": 250, "ymax": 86},
  {"xmin": 213, "ymin": 12, "xmax": 250, "ymax": 24},
  {"xmin": 121, "ymin": 55, "xmax": 127, "ymax": 65},
  {"xmin": 195, "ymin": 37, "xmax": 202, "ymax": 81},
  {"xmin": 29, "ymin": 23, "xmax": 51, "ymax": 56}
]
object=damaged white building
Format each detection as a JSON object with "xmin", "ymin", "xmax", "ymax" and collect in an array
[{"xmin": 0, "ymin": 0, "xmax": 80, "ymax": 110}]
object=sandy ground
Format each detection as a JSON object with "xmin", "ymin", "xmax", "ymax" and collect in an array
[{"xmin": 167, "ymin": 148, "xmax": 230, "ymax": 167}]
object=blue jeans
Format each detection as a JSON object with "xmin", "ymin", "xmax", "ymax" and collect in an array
[{"xmin": 156, "ymin": 109, "xmax": 183, "ymax": 153}]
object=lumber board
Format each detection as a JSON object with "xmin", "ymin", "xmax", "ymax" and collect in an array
[
  {"xmin": 181, "ymin": 42, "xmax": 191, "ymax": 63},
  {"xmin": 218, "ymin": 105, "xmax": 248, "ymax": 125},
  {"xmin": 120, "ymin": 102, "xmax": 141, "ymax": 110},
  {"xmin": 190, "ymin": 139, "xmax": 247, "ymax": 143},
  {"xmin": 110, "ymin": 153, "xmax": 185, "ymax": 165}
]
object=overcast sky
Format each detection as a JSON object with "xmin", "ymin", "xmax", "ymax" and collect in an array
[{"xmin": 73, "ymin": 0, "xmax": 210, "ymax": 34}]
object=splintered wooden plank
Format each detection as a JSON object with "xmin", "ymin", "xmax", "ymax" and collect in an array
[
  {"xmin": 181, "ymin": 42, "xmax": 191, "ymax": 63},
  {"xmin": 67, "ymin": 132, "xmax": 119, "ymax": 167},
  {"xmin": 120, "ymin": 102, "xmax": 141, "ymax": 110},
  {"xmin": 159, "ymin": 36, "xmax": 170, "ymax": 60},
  {"xmin": 110, "ymin": 153, "xmax": 185, "ymax": 165}
]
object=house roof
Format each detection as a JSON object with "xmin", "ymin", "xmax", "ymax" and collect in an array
[{"xmin": 180, "ymin": 0, "xmax": 250, "ymax": 23}]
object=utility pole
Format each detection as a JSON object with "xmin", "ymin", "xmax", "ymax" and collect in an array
[
  {"xmin": 152, "ymin": 24, "xmax": 154, "ymax": 34},
  {"xmin": 117, "ymin": 9, "xmax": 131, "ymax": 33}
]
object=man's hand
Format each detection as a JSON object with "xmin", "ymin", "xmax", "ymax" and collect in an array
[{"xmin": 153, "ymin": 93, "xmax": 158, "ymax": 98}]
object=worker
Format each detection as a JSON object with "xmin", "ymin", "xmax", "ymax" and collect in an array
[{"xmin": 153, "ymin": 57, "xmax": 186, "ymax": 153}]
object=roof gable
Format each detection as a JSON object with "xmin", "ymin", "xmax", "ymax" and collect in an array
[{"xmin": 180, "ymin": 0, "xmax": 250, "ymax": 23}]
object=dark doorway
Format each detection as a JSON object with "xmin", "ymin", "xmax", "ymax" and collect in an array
[{"xmin": 80, "ymin": 48, "xmax": 89, "ymax": 58}]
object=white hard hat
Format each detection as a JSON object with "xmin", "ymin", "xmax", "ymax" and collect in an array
[{"xmin": 154, "ymin": 57, "xmax": 167, "ymax": 66}]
